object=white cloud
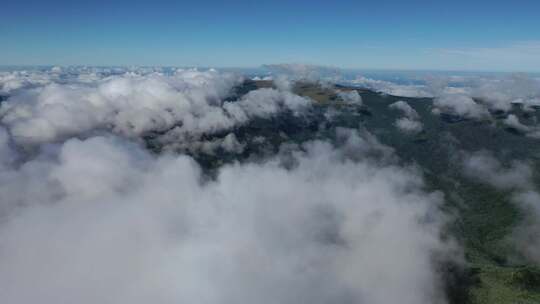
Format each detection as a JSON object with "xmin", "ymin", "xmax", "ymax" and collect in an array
[
  {"xmin": 389, "ymin": 101, "xmax": 423, "ymax": 134},
  {"xmin": 337, "ymin": 90, "xmax": 362, "ymax": 105},
  {"xmin": 0, "ymin": 70, "xmax": 240, "ymax": 143},
  {"xmin": 349, "ymin": 76, "xmax": 433, "ymax": 98},
  {"xmin": 462, "ymin": 151, "xmax": 532, "ymax": 191},
  {"xmin": 432, "ymin": 94, "xmax": 490, "ymax": 119},
  {"xmin": 220, "ymin": 133, "xmax": 245, "ymax": 154},
  {"xmin": 0, "ymin": 70, "xmax": 56, "ymax": 94},
  {"xmin": 395, "ymin": 117, "xmax": 423, "ymax": 134},
  {"xmin": 348, "ymin": 73, "xmax": 540, "ymax": 125},
  {"xmin": 504, "ymin": 114, "xmax": 540, "ymax": 139},
  {"xmin": 504, "ymin": 114, "xmax": 530, "ymax": 132},
  {"xmin": 0, "ymin": 70, "xmax": 313, "ymax": 150},
  {"xmin": 263, "ymin": 64, "xmax": 343, "ymax": 83},
  {"xmin": 471, "ymin": 74, "xmax": 540, "ymax": 111},
  {"xmin": 462, "ymin": 151, "xmax": 540, "ymax": 263},
  {"xmin": 389, "ymin": 100, "xmax": 419, "ymax": 120},
  {"xmin": 0, "ymin": 131, "xmax": 457, "ymax": 304},
  {"xmin": 273, "ymin": 75, "xmax": 292, "ymax": 91}
]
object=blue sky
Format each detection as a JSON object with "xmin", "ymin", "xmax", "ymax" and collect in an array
[{"xmin": 1, "ymin": 0, "xmax": 540, "ymax": 71}]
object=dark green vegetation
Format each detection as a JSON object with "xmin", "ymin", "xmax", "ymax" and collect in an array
[{"xmin": 145, "ymin": 80, "xmax": 540, "ymax": 303}]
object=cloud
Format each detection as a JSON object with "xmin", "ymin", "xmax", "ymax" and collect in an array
[
  {"xmin": 256, "ymin": 64, "xmax": 540, "ymax": 129},
  {"xmin": 263, "ymin": 64, "xmax": 343, "ymax": 83},
  {"xmin": 395, "ymin": 117, "xmax": 424, "ymax": 134},
  {"xmin": 155, "ymin": 87, "xmax": 312, "ymax": 154},
  {"xmin": 432, "ymin": 94, "xmax": 490, "ymax": 119},
  {"xmin": 348, "ymin": 73, "xmax": 540, "ymax": 125},
  {"xmin": 503, "ymin": 114, "xmax": 540, "ymax": 139},
  {"xmin": 462, "ymin": 151, "xmax": 532, "ymax": 190},
  {"xmin": 0, "ymin": 70, "xmax": 313, "ymax": 151},
  {"xmin": 0, "ymin": 70, "xmax": 56, "ymax": 94},
  {"xmin": 504, "ymin": 114, "xmax": 531, "ymax": 133},
  {"xmin": 471, "ymin": 74, "xmax": 540, "ymax": 111},
  {"xmin": 389, "ymin": 101, "xmax": 423, "ymax": 134},
  {"xmin": 337, "ymin": 90, "xmax": 363, "ymax": 105},
  {"xmin": 0, "ymin": 67, "xmax": 473, "ymax": 303},
  {"xmin": 0, "ymin": 126, "xmax": 16, "ymax": 169},
  {"xmin": 389, "ymin": 100, "xmax": 419, "ymax": 119},
  {"xmin": 349, "ymin": 76, "xmax": 433, "ymax": 98},
  {"xmin": 0, "ymin": 69, "xmax": 240, "ymax": 143},
  {"xmin": 0, "ymin": 129, "xmax": 457, "ymax": 304},
  {"xmin": 461, "ymin": 151, "xmax": 540, "ymax": 263},
  {"xmin": 511, "ymin": 191, "xmax": 540, "ymax": 263},
  {"xmin": 273, "ymin": 75, "xmax": 293, "ymax": 91},
  {"xmin": 436, "ymin": 41, "xmax": 540, "ymax": 72}
]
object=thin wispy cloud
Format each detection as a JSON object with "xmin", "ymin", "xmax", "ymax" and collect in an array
[{"xmin": 435, "ymin": 41, "xmax": 540, "ymax": 71}]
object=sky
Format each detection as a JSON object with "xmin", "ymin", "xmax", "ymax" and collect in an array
[{"xmin": 1, "ymin": 0, "xmax": 540, "ymax": 72}]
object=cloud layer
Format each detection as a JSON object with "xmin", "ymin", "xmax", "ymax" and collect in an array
[
  {"xmin": 0, "ymin": 67, "xmax": 465, "ymax": 304},
  {"xmin": 0, "ymin": 69, "xmax": 311, "ymax": 150},
  {"xmin": 0, "ymin": 130, "xmax": 455, "ymax": 304}
]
